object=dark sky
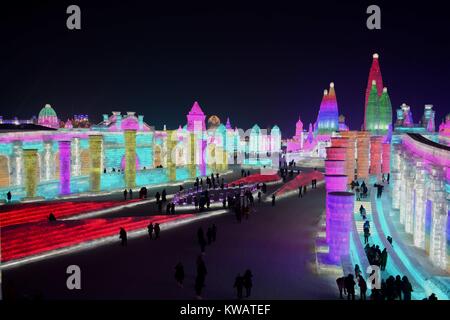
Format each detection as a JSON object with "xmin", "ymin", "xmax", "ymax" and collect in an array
[{"xmin": 1, "ymin": 0, "xmax": 449, "ymax": 137}]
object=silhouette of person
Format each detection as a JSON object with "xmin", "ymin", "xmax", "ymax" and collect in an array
[
  {"xmin": 123, "ymin": 189, "xmax": 128, "ymax": 200},
  {"xmin": 380, "ymin": 248, "xmax": 388, "ymax": 271},
  {"xmin": 147, "ymin": 223, "xmax": 154, "ymax": 239},
  {"xmin": 336, "ymin": 276, "xmax": 346, "ymax": 299},
  {"xmin": 401, "ymin": 276, "xmax": 413, "ymax": 301},
  {"xmin": 358, "ymin": 276, "xmax": 367, "ymax": 300},
  {"xmin": 162, "ymin": 189, "xmax": 167, "ymax": 202},
  {"xmin": 166, "ymin": 203, "xmax": 171, "ymax": 214},
  {"xmin": 119, "ymin": 228, "xmax": 127, "ymax": 246},
  {"xmin": 234, "ymin": 274, "xmax": 244, "ymax": 299},
  {"xmin": 154, "ymin": 223, "xmax": 160, "ymax": 239},
  {"xmin": 243, "ymin": 269, "xmax": 253, "ymax": 297},
  {"xmin": 48, "ymin": 213, "xmax": 57, "ymax": 222},
  {"xmin": 129, "ymin": 188, "xmax": 133, "ymax": 199},
  {"xmin": 394, "ymin": 275, "xmax": 402, "ymax": 300},
  {"xmin": 175, "ymin": 262, "xmax": 185, "ymax": 287},
  {"xmin": 6, "ymin": 191, "xmax": 12, "ymax": 202},
  {"xmin": 258, "ymin": 191, "xmax": 262, "ymax": 202},
  {"xmin": 428, "ymin": 293, "xmax": 438, "ymax": 300},
  {"xmin": 344, "ymin": 274, "xmax": 356, "ymax": 300},
  {"xmin": 298, "ymin": 186, "xmax": 302, "ymax": 198},
  {"xmin": 271, "ymin": 194, "xmax": 275, "ymax": 206},
  {"xmin": 155, "ymin": 192, "xmax": 161, "ymax": 203},
  {"xmin": 171, "ymin": 202, "xmax": 175, "ymax": 214}
]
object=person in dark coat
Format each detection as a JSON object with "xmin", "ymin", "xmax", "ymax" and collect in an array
[
  {"xmin": 401, "ymin": 276, "xmax": 413, "ymax": 301},
  {"xmin": 175, "ymin": 262, "xmax": 185, "ymax": 287},
  {"xmin": 344, "ymin": 274, "xmax": 356, "ymax": 300},
  {"xmin": 154, "ymin": 223, "xmax": 160, "ymax": 239},
  {"xmin": 119, "ymin": 228, "xmax": 127, "ymax": 246},
  {"xmin": 166, "ymin": 202, "xmax": 171, "ymax": 214},
  {"xmin": 380, "ymin": 248, "xmax": 388, "ymax": 271},
  {"xmin": 298, "ymin": 186, "xmax": 302, "ymax": 198},
  {"xmin": 48, "ymin": 213, "xmax": 57, "ymax": 222},
  {"xmin": 162, "ymin": 189, "xmax": 167, "ymax": 202},
  {"xmin": 394, "ymin": 275, "xmax": 403, "ymax": 300},
  {"xmin": 129, "ymin": 189, "xmax": 133, "ymax": 199},
  {"xmin": 271, "ymin": 194, "xmax": 276, "ymax": 206},
  {"xmin": 155, "ymin": 192, "xmax": 160, "ymax": 203},
  {"xmin": 147, "ymin": 223, "xmax": 154, "ymax": 240},
  {"xmin": 358, "ymin": 276, "xmax": 367, "ymax": 300},
  {"xmin": 6, "ymin": 191, "xmax": 12, "ymax": 202},
  {"xmin": 243, "ymin": 269, "xmax": 253, "ymax": 298},
  {"xmin": 123, "ymin": 189, "xmax": 128, "ymax": 200},
  {"xmin": 234, "ymin": 274, "xmax": 244, "ymax": 299},
  {"xmin": 336, "ymin": 276, "xmax": 346, "ymax": 299},
  {"xmin": 171, "ymin": 202, "xmax": 175, "ymax": 214}
]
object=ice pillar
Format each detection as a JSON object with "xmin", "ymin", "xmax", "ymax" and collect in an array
[
  {"xmin": 166, "ymin": 130, "xmax": 177, "ymax": 182},
  {"xmin": 413, "ymin": 162, "xmax": 427, "ymax": 249},
  {"xmin": 89, "ymin": 135, "xmax": 103, "ymax": 192},
  {"xmin": 59, "ymin": 140, "xmax": 71, "ymax": 195},
  {"xmin": 124, "ymin": 130, "xmax": 137, "ymax": 189},
  {"xmin": 23, "ymin": 149, "xmax": 39, "ymax": 198},
  {"xmin": 381, "ymin": 142, "xmax": 391, "ymax": 174},
  {"xmin": 356, "ymin": 131, "xmax": 370, "ymax": 179},
  {"xmin": 370, "ymin": 136, "xmax": 382, "ymax": 178},
  {"xmin": 326, "ymin": 191, "xmax": 355, "ymax": 264}
]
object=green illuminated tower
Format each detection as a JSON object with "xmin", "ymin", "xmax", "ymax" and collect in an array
[
  {"xmin": 365, "ymin": 80, "xmax": 380, "ymax": 133},
  {"xmin": 378, "ymin": 87, "xmax": 393, "ymax": 134}
]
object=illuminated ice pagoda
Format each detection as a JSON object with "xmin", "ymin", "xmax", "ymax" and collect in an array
[
  {"xmin": 37, "ymin": 104, "xmax": 59, "ymax": 129},
  {"xmin": 317, "ymin": 83, "xmax": 339, "ymax": 135}
]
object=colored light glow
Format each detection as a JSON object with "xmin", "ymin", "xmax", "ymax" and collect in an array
[
  {"xmin": 89, "ymin": 135, "xmax": 103, "ymax": 192},
  {"xmin": 325, "ymin": 160, "xmax": 345, "ymax": 175},
  {"xmin": 369, "ymin": 136, "xmax": 382, "ymax": 176},
  {"xmin": 381, "ymin": 142, "xmax": 391, "ymax": 174},
  {"xmin": 357, "ymin": 131, "xmax": 370, "ymax": 179},
  {"xmin": 326, "ymin": 191, "xmax": 354, "ymax": 264},
  {"xmin": 23, "ymin": 149, "xmax": 38, "ymax": 198},
  {"xmin": 124, "ymin": 130, "xmax": 137, "ymax": 188},
  {"xmin": 59, "ymin": 141, "xmax": 71, "ymax": 195}
]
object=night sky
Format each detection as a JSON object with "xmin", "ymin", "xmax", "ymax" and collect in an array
[{"xmin": 1, "ymin": 0, "xmax": 449, "ymax": 137}]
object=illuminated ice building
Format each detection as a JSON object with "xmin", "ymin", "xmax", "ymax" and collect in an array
[{"xmin": 0, "ymin": 102, "xmax": 281, "ymax": 201}]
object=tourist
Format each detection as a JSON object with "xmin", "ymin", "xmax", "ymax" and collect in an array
[
  {"xmin": 243, "ymin": 269, "xmax": 253, "ymax": 298},
  {"xmin": 336, "ymin": 276, "xmax": 346, "ymax": 299},
  {"xmin": 166, "ymin": 203, "xmax": 171, "ymax": 214},
  {"xmin": 394, "ymin": 275, "xmax": 403, "ymax": 300},
  {"xmin": 354, "ymin": 264, "xmax": 361, "ymax": 278},
  {"xmin": 271, "ymin": 194, "xmax": 276, "ymax": 206},
  {"xmin": 129, "ymin": 188, "xmax": 133, "ymax": 199},
  {"xmin": 427, "ymin": 293, "xmax": 438, "ymax": 301},
  {"xmin": 155, "ymin": 191, "xmax": 161, "ymax": 203},
  {"xmin": 194, "ymin": 196, "xmax": 199, "ymax": 209},
  {"xmin": 211, "ymin": 224, "xmax": 217, "ymax": 242},
  {"xmin": 206, "ymin": 227, "xmax": 213, "ymax": 245},
  {"xmin": 6, "ymin": 191, "xmax": 11, "ymax": 202},
  {"xmin": 344, "ymin": 274, "xmax": 356, "ymax": 300},
  {"xmin": 48, "ymin": 213, "xmax": 57, "ymax": 222},
  {"xmin": 303, "ymin": 185, "xmax": 307, "ymax": 195},
  {"xmin": 380, "ymin": 248, "xmax": 388, "ymax": 271},
  {"xmin": 119, "ymin": 228, "xmax": 127, "ymax": 246},
  {"xmin": 147, "ymin": 223, "xmax": 154, "ymax": 240},
  {"xmin": 357, "ymin": 275, "xmax": 367, "ymax": 300},
  {"xmin": 222, "ymin": 197, "xmax": 226, "ymax": 208},
  {"xmin": 162, "ymin": 189, "xmax": 167, "ymax": 202},
  {"xmin": 387, "ymin": 235, "xmax": 393, "ymax": 246},
  {"xmin": 258, "ymin": 191, "xmax": 262, "ymax": 202},
  {"xmin": 234, "ymin": 274, "xmax": 244, "ymax": 300},
  {"xmin": 401, "ymin": 276, "xmax": 413, "ymax": 301},
  {"xmin": 363, "ymin": 227, "xmax": 370, "ymax": 244},
  {"xmin": 174, "ymin": 262, "xmax": 185, "ymax": 288},
  {"xmin": 298, "ymin": 186, "xmax": 302, "ymax": 198},
  {"xmin": 123, "ymin": 189, "xmax": 128, "ymax": 200},
  {"xmin": 154, "ymin": 223, "xmax": 160, "ymax": 239},
  {"xmin": 359, "ymin": 205, "xmax": 366, "ymax": 217},
  {"xmin": 171, "ymin": 202, "xmax": 175, "ymax": 214}
]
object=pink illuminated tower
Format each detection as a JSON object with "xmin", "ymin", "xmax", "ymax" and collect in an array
[
  {"xmin": 186, "ymin": 101, "xmax": 206, "ymax": 132},
  {"xmin": 364, "ymin": 53, "xmax": 384, "ymax": 130}
]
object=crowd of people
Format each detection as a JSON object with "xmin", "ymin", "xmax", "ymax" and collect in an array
[{"xmin": 337, "ymin": 266, "xmax": 418, "ymax": 300}]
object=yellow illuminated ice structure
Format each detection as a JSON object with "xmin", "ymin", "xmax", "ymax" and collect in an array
[
  {"xmin": 23, "ymin": 149, "xmax": 39, "ymax": 198},
  {"xmin": 188, "ymin": 133, "xmax": 196, "ymax": 178},
  {"xmin": 166, "ymin": 130, "xmax": 177, "ymax": 182},
  {"xmin": 89, "ymin": 135, "xmax": 103, "ymax": 192},
  {"xmin": 124, "ymin": 130, "xmax": 137, "ymax": 188}
]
